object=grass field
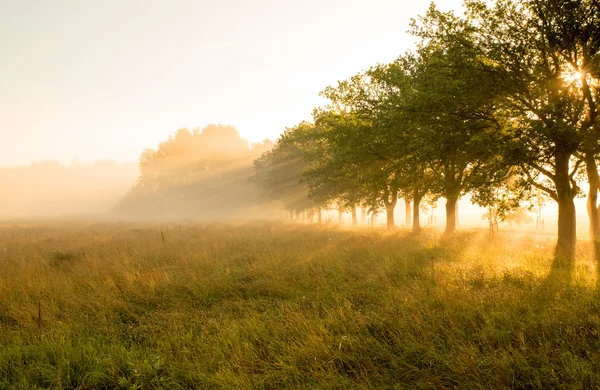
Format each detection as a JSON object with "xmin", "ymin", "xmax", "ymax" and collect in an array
[{"xmin": 1, "ymin": 222, "xmax": 600, "ymax": 389}]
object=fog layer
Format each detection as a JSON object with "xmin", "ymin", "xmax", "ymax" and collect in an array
[{"xmin": 0, "ymin": 160, "xmax": 137, "ymax": 219}]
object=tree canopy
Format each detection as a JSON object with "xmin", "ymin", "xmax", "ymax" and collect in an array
[
  {"xmin": 120, "ymin": 124, "xmax": 276, "ymax": 219},
  {"xmin": 254, "ymin": 0, "xmax": 600, "ymax": 268}
]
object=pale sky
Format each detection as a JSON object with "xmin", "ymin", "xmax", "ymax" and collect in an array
[{"xmin": 1, "ymin": 0, "xmax": 463, "ymax": 165}]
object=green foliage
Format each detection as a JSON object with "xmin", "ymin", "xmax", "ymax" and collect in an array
[
  {"xmin": 252, "ymin": 0, "xmax": 600, "ymax": 251},
  {"xmin": 253, "ymin": 122, "xmax": 317, "ymax": 213}
]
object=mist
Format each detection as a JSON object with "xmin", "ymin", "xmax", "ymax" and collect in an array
[
  {"xmin": 0, "ymin": 125, "xmax": 285, "ymax": 222},
  {"xmin": 113, "ymin": 124, "xmax": 282, "ymax": 221},
  {"xmin": 0, "ymin": 160, "xmax": 137, "ymax": 220},
  {"xmin": 4, "ymin": 0, "xmax": 600, "ymax": 387},
  {"xmin": 0, "ymin": 125, "xmax": 591, "ymax": 237}
]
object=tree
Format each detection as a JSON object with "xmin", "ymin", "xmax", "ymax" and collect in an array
[
  {"xmin": 366, "ymin": 60, "xmax": 435, "ymax": 232},
  {"xmin": 465, "ymin": 0, "xmax": 591, "ymax": 264},
  {"xmin": 526, "ymin": 0, "xmax": 600, "ymax": 240},
  {"xmin": 120, "ymin": 124, "xmax": 267, "ymax": 218},
  {"xmin": 409, "ymin": 6, "xmax": 509, "ymax": 234},
  {"xmin": 253, "ymin": 123, "xmax": 317, "ymax": 218},
  {"xmin": 310, "ymin": 74, "xmax": 407, "ymax": 229},
  {"xmin": 471, "ymin": 172, "xmax": 530, "ymax": 237}
]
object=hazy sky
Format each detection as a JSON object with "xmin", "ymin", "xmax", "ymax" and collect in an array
[{"xmin": 1, "ymin": 0, "xmax": 463, "ymax": 165}]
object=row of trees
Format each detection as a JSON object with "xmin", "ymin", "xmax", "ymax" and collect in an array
[{"xmin": 254, "ymin": 0, "xmax": 600, "ymax": 266}]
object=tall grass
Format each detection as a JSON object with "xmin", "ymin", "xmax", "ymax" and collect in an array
[{"xmin": 0, "ymin": 222, "xmax": 599, "ymax": 388}]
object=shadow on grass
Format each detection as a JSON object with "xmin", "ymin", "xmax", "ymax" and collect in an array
[
  {"xmin": 545, "ymin": 237, "xmax": 600, "ymax": 291},
  {"xmin": 378, "ymin": 230, "xmax": 480, "ymax": 269},
  {"xmin": 542, "ymin": 242, "xmax": 576, "ymax": 288},
  {"xmin": 593, "ymin": 240, "xmax": 600, "ymax": 291}
]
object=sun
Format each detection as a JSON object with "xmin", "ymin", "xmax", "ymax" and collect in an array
[
  {"xmin": 564, "ymin": 71, "xmax": 582, "ymax": 84},
  {"xmin": 561, "ymin": 65, "xmax": 583, "ymax": 86}
]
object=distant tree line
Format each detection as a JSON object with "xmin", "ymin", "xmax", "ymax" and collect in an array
[
  {"xmin": 253, "ymin": 0, "xmax": 600, "ymax": 267},
  {"xmin": 118, "ymin": 125, "xmax": 275, "ymax": 219}
]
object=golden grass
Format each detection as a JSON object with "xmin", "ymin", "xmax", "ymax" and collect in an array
[{"xmin": 0, "ymin": 222, "xmax": 599, "ymax": 388}]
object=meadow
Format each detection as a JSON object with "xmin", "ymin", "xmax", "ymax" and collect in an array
[{"xmin": 0, "ymin": 222, "xmax": 599, "ymax": 389}]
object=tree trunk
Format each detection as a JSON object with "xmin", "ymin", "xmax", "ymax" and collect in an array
[
  {"xmin": 445, "ymin": 197, "xmax": 458, "ymax": 234},
  {"xmin": 338, "ymin": 208, "xmax": 343, "ymax": 225},
  {"xmin": 455, "ymin": 201, "xmax": 459, "ymax": 227},
  {"xmin": 351, "ymin": 207, "xmax": 358, "ymax": 226},
  {"xmin": 317, "ymin": 208, "xmax": 322, "ymax": 224},
  {"xmin": 554, "ymin": 151, "xmax": 577, "ymax": 267},
  {"xmin": 383, "ymin": 188, "xmax": 398, "ymax": 230},
  {"xmin": 405, "ymin": 198, "xmax": 412, "ymax": 228},
  {"xmin": 488, "ymin": 207, "xmax": 495, "ymax": 238},
  {"xmin": 585, "ymin": 153, "xmax": 600, "ymax": 240},
  {"xmin": 413, "ymin": 190, "xmax": 423, "ymax": 232},
  {"xmin": 386, "ymin": 204, "xmax": 395, "ymax": 229},
  {"xmin": 360, "ymin": 206, "xmax": 367, "ymax": 224},
  {"xmin": 555, "ymin": 195, "xmax": 577, "ymax": 265}
]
